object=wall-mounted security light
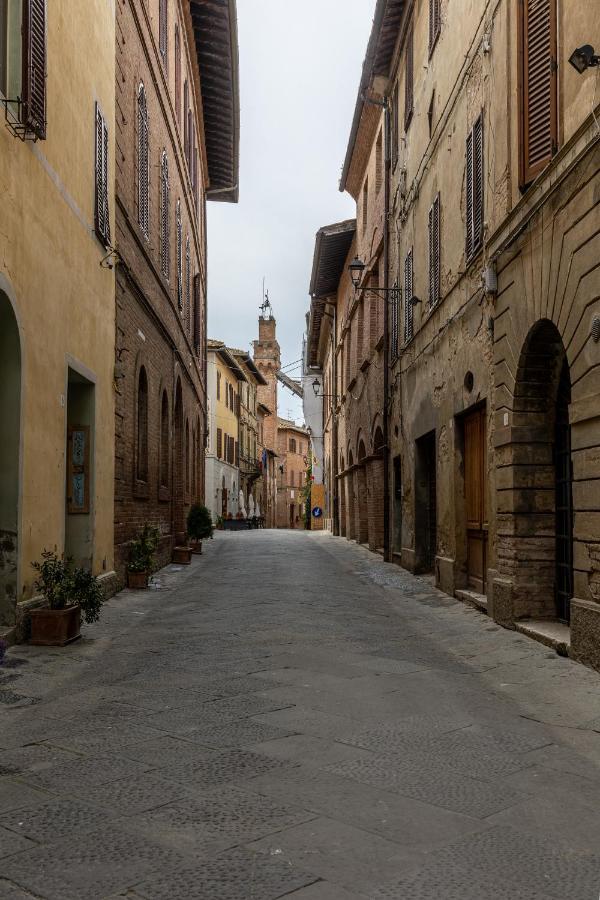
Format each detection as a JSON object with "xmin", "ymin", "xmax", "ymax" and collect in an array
[{"xmin": 568, "ymin": 45, "xmax": 600, "ymax": 74}]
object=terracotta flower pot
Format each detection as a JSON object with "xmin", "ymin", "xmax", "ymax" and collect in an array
[
  {"xmin": 127, "ymin": 570, "xmax": 149, "ymax": 589},
  {"xmin": 172, "ymin": 546, "xmax": 192, "ymax": 565},
  {"xmin": 29, "ymin": 606, "xmax": 81, "ymax": 646},
  {"xmin": 191, "ymin": 540, "xmax": 203, "ymax": 555}
]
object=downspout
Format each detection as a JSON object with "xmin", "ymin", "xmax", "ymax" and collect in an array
[{"xmin": 383, "ymin": 98, "xmax": 391, "ymax": 562}]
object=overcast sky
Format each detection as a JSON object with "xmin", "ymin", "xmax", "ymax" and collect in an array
[{"xmin": 207, "ymin": 0, "xmax": 376, "ymax": 423}]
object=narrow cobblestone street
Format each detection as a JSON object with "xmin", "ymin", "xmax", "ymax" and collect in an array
[{"xmin": 2, "ymin": 531, "xmax": 600, "ymax": 899}]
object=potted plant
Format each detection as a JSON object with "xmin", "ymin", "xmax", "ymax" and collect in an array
[
  {"xmin": 172, "ymin": 539, "xmax": 192, "ymax": 565},
  {"xmin": 127, "ymin": 525, "xmax": 160, "ymax": 589},
  {"xmin": 215, "ymin": 515, "xmax": 224, "ymax": 531},
  {"xmin": 187, "ymin": 504, "xmax": 213, "ymax": 554},
  {"xmin": 29, "ymin": 550, "xmax": 103, "ymax": 646}
]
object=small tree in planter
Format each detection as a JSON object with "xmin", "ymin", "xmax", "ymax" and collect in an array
[
  {"xmin": 187, "ymin": 504, "xmax": 213, "ymax": 554},
  {"xmin": 127, "ymin": 525, "xmax": 160, "ymax": 589},
  {"xmin": 29, "ymin": 550, "xmax": 103, "ymax": 645}
]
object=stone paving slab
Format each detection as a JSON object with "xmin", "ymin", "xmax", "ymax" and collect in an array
[
  {"xmin": 133, "ymin": 847, "xmax": 319, "ymax": 900},
  {"xmin": 1, "ymin": 531, "xmax": 600, "ymax": 899}
]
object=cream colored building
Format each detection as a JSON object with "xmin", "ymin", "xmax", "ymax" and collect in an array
[{"xmin": 0, "ymin": 0, "xmax": 116, "ymax": 636}]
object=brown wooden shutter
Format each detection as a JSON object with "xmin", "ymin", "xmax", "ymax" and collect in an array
[
  {"xmin": 429, "ymin": 0, "xmax": 441, "ymax": 55},
  {"xmin": 160, "ymin": 152, "xmax": 170, "ymax": 279},
  {"xmin": 138, "ymin": 86, "xmax": 149, "ymax": 238},
  {"xmin": 174, "ymin": 25, "xmax": 181, "ymax": 124},
  {"xmin": 390, "ymin": 280, "xmax": 399, "ymax": 360},
  {"xmin": 94, "ymin": 104, "xmax": 110, "ymax": 247},
  {"xmin": 465, "ymin": 114, "xmax": 483, "ymax": 261},
  {"xmin": 217, "ymin": 428, "xmax": 222, "ymax": 459},
  {"xmin": 22, "ymin": 0, "xmax": 47, "ymax": 139},
  {"xmin": 404, "ymin": 22, "xmax": 413, "ymax": 131},
  {"xmin": 519, "ymin": 0, "xmax": 557, "ymax": 185},
  {"xmin": 391, "ymin": 82, "xmax": 399, "ymax": 169},
  {"xmin": 159, "ymin": 0, "xmax": 168, "ymax": 68},
  {"xmin": 404, "ymin": 248, "xmax": 414, "ymax": 341},
  {"xmin": 176, "ymin": 200, "xmax": 182, "ymax": 309},
  {"xmin": 193, "ymin": 273, "xmax": 201, "ymax": 352},
  {"xmin": 428, "ymin": 195, "xmax": 440, "ymax": 308}
]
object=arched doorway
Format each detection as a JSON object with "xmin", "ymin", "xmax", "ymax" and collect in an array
[
  {"xmin": 173, "ymin": 380, "xmax": 184, "ymax": 535},
  {"xmin": 0, "ymin": 291, "xmax": 21, "ymax": 626},
  {"xmin": 356, "ymin": 438, "xmax": 369, "ymax": 544},
  {"xmin": 368, "ymin": 428, "xmax": 385, "ymax": 552},
  {"xmin": 509, "ymin": 320, "xmax": 573, "ymax": 622}
]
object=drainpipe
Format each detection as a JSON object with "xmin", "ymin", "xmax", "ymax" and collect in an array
[{"xmin": 383, "ymin": 97, "xmax": 391, "ymax": 562}]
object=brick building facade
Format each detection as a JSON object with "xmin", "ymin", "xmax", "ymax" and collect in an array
[
  {"xmin": 276, "ymin": 421, "xmax": 310, "ymax": 530},
  {"xmin": 114, "ymin": 0, "xmax": 239, "ymax": 580},
  {"xmin": 305, "ymin": 0, "xmax": 600, "ymax": 671}
]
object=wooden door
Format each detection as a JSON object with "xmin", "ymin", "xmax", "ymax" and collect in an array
[{"xmin": 464, "ymin": 406, "xmax": 487, "ymax": 592}]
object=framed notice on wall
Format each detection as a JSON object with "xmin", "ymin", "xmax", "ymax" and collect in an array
[{"xmin": 67, "ymin": 425, "xmax": 90, "ymax": 514}]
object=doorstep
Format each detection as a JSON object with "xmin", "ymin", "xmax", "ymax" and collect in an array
[
  {"xmin": 455, "ymin": 589, "xmax": 488, "ymax": 613},
  {"xmin": 515, "ymin": 619, "xmax": 570, "ymax": 656}
]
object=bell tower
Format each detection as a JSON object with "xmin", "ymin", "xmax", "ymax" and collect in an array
[{"xmin": 253, "ymin": 293, "xmax": 279, "ymax": 453}]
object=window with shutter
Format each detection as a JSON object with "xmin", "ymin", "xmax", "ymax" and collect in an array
[
  {"xmin": 404, "ymin": 22, "xmax": 413, "ymax": 131},
  {"xmin": 217, "ymin": 371, "xmax": 221, "ymax": 401},
  {"xmin": 21, "ymin": 0, "xmax": 46, "ymax": 139},
  {"xmin": 390, "ymin": 279, "xmax": 399, "ymax": 361},
  {"xmin": 176, "ymin": 200, "xmax": 182, "ymax": 309},
  {"xmin": 404, "ymin": 248, "xmax": 414, "ymax": 341},
  {"xmin": 137, "ymin": 84, "xmax": 150, "ymax": 239},
  {"xmin": 183, "ymin": 79, "xmax": 188, "ymax": 158},
  {"xmin": 428, "ymin": 195, "xmax": 440, "ymax": 308},
  {"xmin": 519, "ymin": 0, "xmax": 557, "ymax": 185},
  {"xmin": 466, "ymin": 113, "xmax": 484, "ymax": 262},
  {"xmin": 362, "ymin": 177, "xmax": 368, "ymax": 234},
  {"xmin": 193, "ymin": 273, "xmax": 201, "ymax": 353},
  {"xmin": 185, "ymin": 236, "xmax": 191, "ymax": 333},
  {"xmin": 94, "ymin": 103, "xmax": 110, "ymax": 248},
  {"xmin": 159, "ymin": 0, "xmax": 167, "ymax": 69},
  {"xmin": 160, "ymin": 151, "xmax": 170, "ymax": 280},
  {"xmin": 429, "ymin": 0, "xmax": 441, "ymax": 56},
  {"xmin": 391, "ymin": 82, "xmax": 399, "ymax": 169},
  {"xmin": 217, "ymin": 428, "xmax": 222, "ymax": 459},
  {"xmin": 174, "ymin": 24, "xmax": 181, "ymax": 125}
]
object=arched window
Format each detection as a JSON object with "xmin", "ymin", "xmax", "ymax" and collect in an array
[
  {"xmin": 136, "ymin": 367, "xmax": 149, "ymax": 482},
  {"xmin": 160, "ymin": 390, "xmax": 169, "ymax": 488},
  {"xmin": 185, "ymin": 236, "xmax": 191, "ymax": 333},
  {"xmin": 137, "ymin": 84, "xmax": 149, "ymax": 239},
  {"xmin": 176, "ymin": 199, "xmax": 182, "ymax": 309},
  {"xmin": 160, "ymin": 152, "xmax": 170, "ymax": 279}
]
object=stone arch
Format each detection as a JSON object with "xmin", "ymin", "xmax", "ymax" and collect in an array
[
  {"xmin": 368, "ymin": 424, "xmax": 386, "ymax": 551},
  {"xmin": 159, "ymin": 389, "xmax": 170, "ymax": 491},
  {"xmin": 497, "ymin": 319, "xmax": 573, "ymax": 623},
  {"xmin": 373, "ymin": 426, "xmax": 384, "ymax": 456},
  {"xmin": 136, "ymin": 366, "xmax": 149, "ymax": 483},
  {"xmin": 173, "ymin": 378, "xmax": 185, "ymax": 535},
  {"xmin": 355, "ymin": 434, "xmax": 369, "ymax": 544},
  {"xmin": 0, "ymin": 288, "xmax": 22, "ymax": 626}
]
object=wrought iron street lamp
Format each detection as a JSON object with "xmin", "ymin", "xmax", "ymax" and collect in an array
[{"xmin": 568, "ymin": 45, "xmax": 600, "ymax": 74}]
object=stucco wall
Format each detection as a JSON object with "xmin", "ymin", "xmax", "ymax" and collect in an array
[{"xmin": 0, "ymin": 0, "xmax": 116, "ymax": 616}]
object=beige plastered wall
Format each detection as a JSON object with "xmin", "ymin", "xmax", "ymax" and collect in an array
[{"xmin": 0, "ymin": 0, "xmax": 116, "ymax": 607}]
